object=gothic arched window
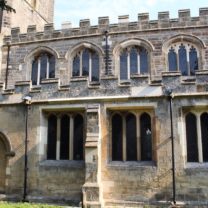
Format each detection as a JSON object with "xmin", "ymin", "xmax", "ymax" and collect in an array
[
  {"xmin": 72, "ymin": 48, "xmax": 100, "ymax": 82},
  {"xmin": 168, "ymin": 43, "xmax": 199, "ymax": 76},
  {"xmin": 119, "ymin": 46, "xmax": 149, "ymax": 81},
  {"xmin": 31, "ymin": 52, "xmax": 55, "ymax": 85}
]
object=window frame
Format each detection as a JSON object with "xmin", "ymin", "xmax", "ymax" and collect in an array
[
  {"xmin": 167, "ymin": 42, "xmax": 200, "ymax": 76},
  {"xmin": 119, "ymin": 46, "xmax": 149, "ymax": 81},
  {"xmin": 71, "ymin": 48, "xmax": 100, "ymax": 83},
  {"xmin": 184, "ymin": 110, "xmax": 208, "ymax": 163},
  {"xmin": 109, "ymin": 110, "xmax": 154, "ymax": 163},
  {"xmin": 31, "ymin": 52, "xmax": 56, "ymax": 85},
  {"xmin": 46, "ymin": 112, "xmax": 85, "ymax": 161}
]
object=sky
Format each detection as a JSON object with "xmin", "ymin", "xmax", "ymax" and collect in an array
[{"xmin": 54, "ymin": 0, "xmax": 208, "ymax": 29}]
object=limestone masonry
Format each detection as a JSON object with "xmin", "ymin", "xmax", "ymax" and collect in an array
[{"xmin": 0, "ymin": 3, "xmax": 208, "ymax": 208}]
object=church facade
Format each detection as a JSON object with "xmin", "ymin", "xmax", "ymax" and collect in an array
[{"xmin": 0, "ymin": 3, "xmax": 208, "ymax": 208}]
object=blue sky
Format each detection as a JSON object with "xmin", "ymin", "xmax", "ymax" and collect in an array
[{"xmin": 54, "ymin": 0, "xmax": 208, "ymax": 29}]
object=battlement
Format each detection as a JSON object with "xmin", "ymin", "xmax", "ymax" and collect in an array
[{"xmin": 3, "ymin": 7, "xmax": 208, "ymax": 45}]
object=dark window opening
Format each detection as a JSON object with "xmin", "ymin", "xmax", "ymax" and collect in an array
[
  {"xmin": 189, "ymin": 47, "xmax": 198, "ymax": 75},
  {"xmin": 186, "ymin": 113, "xmax": 198, "ymax": 162},
  {"xmin": 47, "ymin": 115, "xmax": 57, "ymax": 160},
  {"xmin": 201, "ymin": 113, "xmax": 208, "ymax": 162},
  {"xmin": 130, "ymin": 48, "xmax": 138, "ymax": 74},
  {"xmin": 179, "ymin": 44, "xmax": 188, "ymax": 76},
  {"xmin": 140, "ymin": 48, "xmax": 148, "ymax": 74},
  {"xmin": 168, "ymin": 47, "xmax": 177, "ymax": 71},
  {"xmin": 140, "ymin": 113, "xmax": 152, "ymax": 161},
  {"xmin": 82, "ymin": 49, "xmax": 90, "ymax": 76},
  {"xmin": 120, "ymin": 50, "xmax": 128, "ymax": 80},
  {"xmin": 91, "ymin": 52, "xmax": 99, "ymax": 82},
  {"xmin": 60, "ymin": 115, "xmax": 70, "ymax": 160},
  {"xmin": 112, "ymin": 114, "xmax": 123, "ymax": 161},
  {"xmin": 73, "ymin": 114, "xmax": 84, "ymax": 160},
  {"xmin": 72, "ymin": 55, "xmax": 80, "ymax": 77},
  {"xmin": 126, "ymin": 113, "xmax": 137, "ymax": 161}
]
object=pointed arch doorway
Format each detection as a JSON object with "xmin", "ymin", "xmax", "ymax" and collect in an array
[
  {"xmin": 0, "ymin": 138, "xmax": 7, "ymax": 193},
  {"xmin": 0, "ymin": 133, "xmax": 14, "ymax": 194}
]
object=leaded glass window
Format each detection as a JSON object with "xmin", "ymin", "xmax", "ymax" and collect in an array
[
  {"xmin": 120, "ymin": 46, "xmax": 149, "ymax": 81},
  {"xmin": 111, "ymin": 111, "xmax": 153, "ymax": 162},
  {"xmin": 167, "ymin": 43, "xmax": 199, "ymax": 76},
  {"xmin": 31, "ymin": 52, "xmax": 55, "ymax": 85},
  {"xmin": 72, "ymin": 48, "xmax": 100, "ymax": 82},
  {"xmin": 47, "ymin": 113, "xmax": 84, "ymax": 161}
]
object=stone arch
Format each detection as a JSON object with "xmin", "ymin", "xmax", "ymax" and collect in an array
[
  {"xmin": 0, "ymin": 132, "xmax": 14, "ymax": 194},
  {"xmin": 113, "ymin": 38, "xmax": 155, "ymax": 78},
  {"xmin": 24, "ymin": 46, "xmax": 60, "ymax": 81},
  {"xmin": 162, "ymin": 34, "xmax": 207, "ymax": 72},
  {"xmin": 66, "ymin": 41, "xmax": 105, "ymax": 79}
]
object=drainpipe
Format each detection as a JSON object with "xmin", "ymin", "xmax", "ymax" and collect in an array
[
  {"xmin": 104, "ymin": 30, "xmax": 109, "ymax": 75},
  {"xmin": 5, "ymin": 43, "xmax": 11, "ymax": 89},
  {"xmin": 165, "ymin": 89, "xmax": 176, "ymax": 205},
  {"xmin": 22, "ymin": 96, "xmax": 32, "ymax": 202}
]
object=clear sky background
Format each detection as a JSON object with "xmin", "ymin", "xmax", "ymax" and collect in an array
[{"xmin": 54, "ymin": 0, "xmax": 208, "ymax": 29}]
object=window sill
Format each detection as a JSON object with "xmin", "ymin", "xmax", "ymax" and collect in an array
[
  {"xmin": 39, "ymin": 160, "xmax": 85, "ymax": 169},
  {"xmin": 185, "ymin": 162, "xmax": 208, "ymax": 169},
  {"xmin": 71, "ymin": 77, "xmax": 88, "ymax": 82},
  {"xmin": 130, "ymin": 74, "xmax": 149, "ymax": 78},
  {"xmin": 107, "ymin": 161, "xmax": 156, "ymax": 169},
  {"xmin": 119, "ymin": 80, "xmax": 131, "ymax": 87}
]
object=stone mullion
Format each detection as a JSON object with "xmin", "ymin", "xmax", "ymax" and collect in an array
[
  {"xmin": 46, "ymin": 56, "xmax": 49, "ymax": 79},
  {"xmin": 89, "ymin": 53, "xmax": 92, "ymax": 82},
  {"xmin": 186, "ymin": 45, "xmax": 191, "ymax": 75},
  {"xmin": 137, "ymin": 113, "xmax": 141, "ymax": 161},
  {"xmin": 137, "ymin": 52, "xmax": 140, "ymax": 74},
  {"xmin": 127, "ymin": 51, "xmax": 130, "ymax": 79},
  {"xmin": 37, "ymin": 58, "xmax": 41, "ymax": 85},
  {"xmin": 80, "ymin": 51, "xmax": 83, "ymax": 76},
  {"xmin": 56, "ymin": 116, "xmax": 61, "ymax": 160}
]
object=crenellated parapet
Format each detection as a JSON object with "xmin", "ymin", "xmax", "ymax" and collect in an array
[{"xmin": 3, "ymin": 7, "xmax": 208, "ymax": 45}]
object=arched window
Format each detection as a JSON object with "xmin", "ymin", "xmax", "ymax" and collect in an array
[
  {"xmin": 185, "ymin": 113, "xmax": 198, "ymax": 162},
  {"xmin": 168, "ymin": 43, "xmax": 199, "ymax": 76},
  {"xmin": 47, "ymin": 113, "xmax": 84, "ymax": 160},
  {"xmin": 72, "ymin": 48, "xmax": 100, "ymax": 82},
  {"xmin": 168, "ymin": 47, "xmax": 177, "ymax": 71},
  {"xmin": 200, "ymin": 113, "xmax": 208, "ymax": 162},
  {"xmin": 112, "ymin": 114, "xmax": 123, "ymax": 161},
  {"xmin": 47, "ymin": 115, "xmax": 57, "ymax": 160},
  {"xmin": 119, "ymin": 46, "xmax": 149, "ymax": 81},
  {"xmin": 126, "ymin": 113, "xmax": 137, "ymax": 161},
  {"xmin": 31, "ymin": 52, "xmax": 55, "ymax": 85},
  {"xmin": 111, "ymin": 111, "xmax": 153, "ymax": 162},
  {"xmin": 73, "ymin": 114, "xmax": 84, "ymax": 160},
  {"xmin": 140, "ymin": 113, "xmax": 152, "ymax": 161}
]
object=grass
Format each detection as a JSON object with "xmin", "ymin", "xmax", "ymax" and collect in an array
[{"xmin": 0, "ymin": 202, "xmax": 64, "ymax": 208}]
